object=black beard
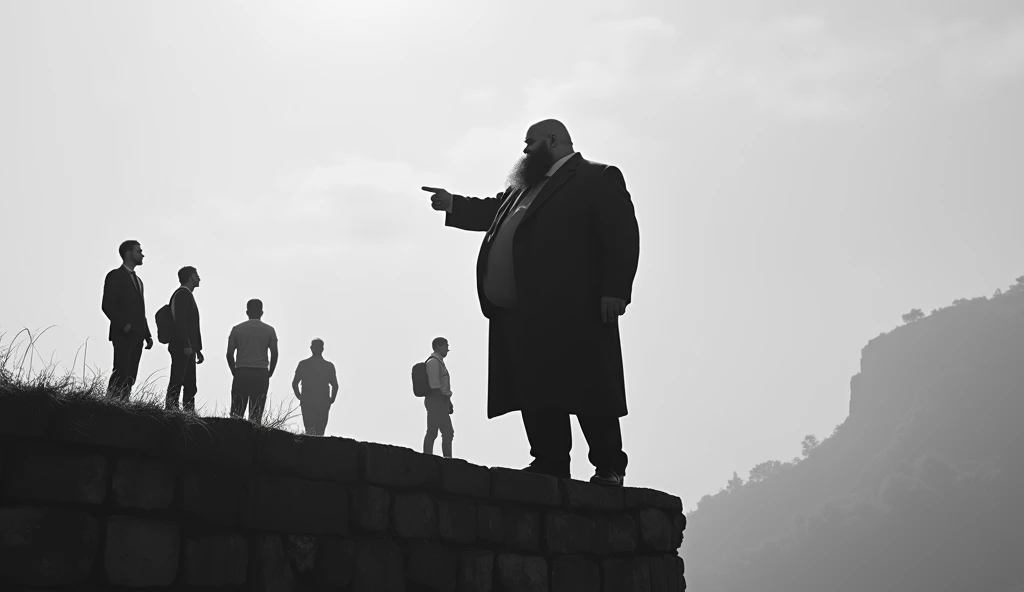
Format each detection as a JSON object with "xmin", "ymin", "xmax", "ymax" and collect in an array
[{"xmin": 505, "ymin": 144, "xmax": 556, "ymax": 189}]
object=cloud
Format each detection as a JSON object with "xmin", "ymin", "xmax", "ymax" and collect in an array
[{"xmin": 934, "ymin": 19, "xmax": 1024, "ymax": 98}]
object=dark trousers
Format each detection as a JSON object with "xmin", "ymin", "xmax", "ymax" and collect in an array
[
  {"xmin": 423, "ymin": 394, "xmax": 454, "ymax": 458},
  {"xmin": 108, "ymin": 338, "xmax": 144, "ymax": 400},
  {"xmin": 300, "ymin": 398, "xmax": 331, "ymax": 436},
  {"xmin": 231, "ymin": 368, "xmax": 270, "ymax": 424},
  {"xmin": 165, "ymin": 347, "xmax": 197, "ymax": 411},
  {"xmin": 522, "ymin": 411, "xmax": 628, "ymax": 477}
]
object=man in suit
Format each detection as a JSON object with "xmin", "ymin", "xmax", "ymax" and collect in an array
[
  {"xmin": 101, "ymin": 240, "xmax": 154, "ymax": 400},
  {"xmin": 422, "ymin": 119, "xmax": 640, "ymax": 486},
  {"xmin": 165, "ymin": 266, "xmax": 204, "ymax": 412}
]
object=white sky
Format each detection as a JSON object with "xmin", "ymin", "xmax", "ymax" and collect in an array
[{"xmin": 2, "ymin": 0, "xmax": 1023, "ymax": 509}]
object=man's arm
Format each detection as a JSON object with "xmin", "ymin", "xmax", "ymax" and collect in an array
[
  {"xmin": 425, "ymin": 357, "xmax": 444, "ymax": 396},
  {"xmin": 445, "ymin": 192, "xmax": 505, "ymax": 232},
  {"xmin": 101, "ymin": 271, "xmax": 129, "ymax": 332},
  {"xmin": 268, "ymin": 331, "xmax": 279, "ymax": 378},
  {"xmin": 226, "ymin": 329, "xmax": 236, "ymax": 376},
  {"xmin": 171, "ymin": 290, "xmax": 192, "ymax": 349},
  {"xmin": 328, "ymin": 363, "xmax": 339, "ymax": 403},
  {"xmin": 593, "ymin": 166, "xmax": 640, "ymax": 304},
  {"xmin": 292, "ymin": 363, "xmax": 302, "ymax": 400}
]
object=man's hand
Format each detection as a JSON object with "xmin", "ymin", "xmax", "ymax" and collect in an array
[
  {"xmin": 145, "ymin": 337, "xmax": 153, "ymax": 350},
  {"xmin": 449, "ymin": 400, "xmax": 454, "ymax": 415},
  {"xmin": 422, "ymin": 186, "xmax": 453, "ymax": 212},
  {"xmin": 123, "ymin": 323, "xmax": 132, "ymax": 334},
  {"xmin": 601, "ymin": 297, "xmax": 628, "ymax": 323},
  {"xmin": 196, "ymin": 352, "xmax": 205, "ymax": 364}
]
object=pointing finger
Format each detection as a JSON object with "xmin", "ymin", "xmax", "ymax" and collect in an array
[{"xmin": 422, "ymin": 186, "xmax": 444, "ymax": 193}]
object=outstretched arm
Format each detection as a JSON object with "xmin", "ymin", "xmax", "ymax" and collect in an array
[
  {"xmin": 594, "ymin": 166, "xmax": 640, "ymax": 304},
  {"xmin": 446, "ymin": 191, "xmax": 505, "ymax": 232}
]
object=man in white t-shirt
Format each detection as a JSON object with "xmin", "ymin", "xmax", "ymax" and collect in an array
[
  {"xmin": 423, "ymin": 336, "xmax": 454, "ymax": 458},
  {"xmin": 226, "ymin": 299, "xmax": 279, "ymax": 424}
]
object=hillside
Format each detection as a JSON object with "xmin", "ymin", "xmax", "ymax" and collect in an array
[{"xmin": 684, "ymin": 279, "xmax": 1024, "ymax": 592}]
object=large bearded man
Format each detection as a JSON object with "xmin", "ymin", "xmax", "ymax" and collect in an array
[{"xmin": 422, "ymin": 119, "xmax": 640, "ymax": 486}]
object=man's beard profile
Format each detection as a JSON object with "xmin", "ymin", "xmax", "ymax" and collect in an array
[{"xmin": 506, "ymin": 143, "xmax": 557, "ymax": 189}]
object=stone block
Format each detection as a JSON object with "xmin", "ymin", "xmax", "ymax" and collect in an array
[
  {"xmin": 439, "ymin": 498, "xmax": 477, "ymax": 544},
  {"xmin": 562, "ymin": 478, "xmax": 625, "ymax": 511},
  {"xmin": 0, "ymin": 393, "xmax": 52, "ymax": 437},
  {"xmin": 490, "ymin": 467, "xmax": 560, "ymax": 506},
  {"xmin": 495, "ymin": 553, "xmax": 547, "ymax": 592},
  {"xmin": 296, "ymin": 435, "xmax": 360, "ymax": 482},
  {"xmin": 545, "ymin": 511, "xmax": 595, "ymax": 554},
  {"xmin": 3, "ymin": 447, "xmax": 107, "ymax": 504},
  {"xmin": 352, "ymin": 538, "xmax": 404, "ymax": 592},
  {"xmin": 178, "ymin": 417, "xmax": 255, "ymax": 471},
  {"xmin": 182, "ymin": 469, "xmax": 245, "ymax": 526},
  {"xmin": 440, "ymin": 457, "xmax": 491, "ymax": 497},
  {"xmin": 252, "ymin": 534, "xmax": 297, "ymax": 592},
  {"xmin": 244, "ymin": 474, "xmax": 348, "ymax": 535},
  {"xmin": 592, "ymin": 514, "xmax": 637, "ymax": 554},
  {"xmin": 317, "ymin": 536, "xmax": 355, "ymax": 587},
  {"xmin": 105, "ymin": 515, "xmax": 180, "ymax": 587},
  {"xmin": 624, "ymin": 487, "xmax": 683, "ymax": 513},
  {"xmin": 0, "ymin": 506, "xmax": 98, "ymax": 586},
  {"xmin": 184, "ymin": 531, "xmax": 249, "ymax": 586},
  {"xmin": 459, "ymin": 549, "xmax": 494, "ymax": 592},
  {"xmin": 360, "ymin": 442, "xmax": 438, "ymax": 488},
  {"xmin": 649, "ymin": 554, "xmax": 679, "ymax": 592},
  {"xmin": 477, "ymin": 504, "xmax": 504, "ymax": 544},
  {"xmin": 54, "ymin": 401, "xmax": 181, "ymax": 456},
  {"xmin": 503, "ymin": 508, "xmax": 540, "ymax": 552},
  {"xmin": 603, "ymin": 556, "xmax": 651, "ymax": 592},
  {"xmin": 350, "ymin": 485, "xmax": 390, "ymax": 532},
  {"xmin": 284, "ymin": 534, "xmax": 318, "ymax": 579},
  {"xmin": 256, "ymin": 428, "xmax": 301, "ymax": 474},
  {"xmin": 112, "ymin": 456, "xmax": 175, "ymax": 509},
  {"xmin": 393, "ymin": 492, "xmax": 438, "ymax": 538},
  {"xmin": 552, "ymin": 555, "xmax": 600, "ymax": 592},
  {"xmin": 408, "ymin": 541, "xmax": 458, "ymax": 592},
  {"xmin": 639, "ymin": 508, "xmax": 673, "ymax": 552}
]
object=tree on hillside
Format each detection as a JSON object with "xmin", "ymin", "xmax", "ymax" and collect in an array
[
  {"xmin": 801, "ymin": 434, "xmax": 820, "ymax": 457},
  {"xmin": 901, "ymin": 308, "xmax": 925, "ymax": 324},
  {"xmin": 727, "ymin": 471, "xmax": 744, "ymax": 492},
  {"xmin": 1011, "ymin": 275, "xmax": 1024, "ymax": 292},
  {"xmin": 749, "ymin": 460, "xmax": 784, "ymax": 483}
]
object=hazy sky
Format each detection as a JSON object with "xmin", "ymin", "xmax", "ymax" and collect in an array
[{"xmin": 2, "ymin": 0, "xmax": 1023, "ymax": 508}]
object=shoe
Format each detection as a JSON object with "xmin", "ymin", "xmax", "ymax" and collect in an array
[
  {"xmin": 590, "ymin": 469, "xmax": 624, "ymax": 487},
  {"xmin": 523, "ymin": 464, "xmax": 570, "ymax": 479}
]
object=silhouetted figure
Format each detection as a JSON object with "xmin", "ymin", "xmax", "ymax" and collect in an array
[
  {"xmin": 226, "ymin": 299, "xmax": 279, "ymax": 424},
  {"xmin": 422, "ymin": 337, "xmax": 455, "ymax": 458},
  {"xmin": 165, "ymin": 266, "xmax": 204, "ymax": 412},
  {"xmin": 291, "ymin": 338, "xmax": 338, "ymax": 436},
  {"xmin": 101, "ymin": 240, "xmax": 154, "ymax": 400},
  {"xmin": 423, "ymin": 119, "xmax": 640, "ymax": 486}
]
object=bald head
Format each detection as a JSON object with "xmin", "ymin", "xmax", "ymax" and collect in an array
[{"xmin": 524, "ymin": 119, "xmax": 574, "ymax": 159}]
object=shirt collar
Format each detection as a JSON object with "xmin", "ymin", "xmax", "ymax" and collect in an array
[
  {"xmin": 122, "ymin": 264, "xmax": 136, "ymax": 275},
  {"xmin": 546, "ymin": 151, "xmax": 576, "ymax": 178}
]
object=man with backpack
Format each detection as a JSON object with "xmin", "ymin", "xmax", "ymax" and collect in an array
[
  {"xmin": 414, "ymin": 337, "xmax": 455, "ymax": 458},
  {"xmin": 160, "ymin": 266, "xmax": 204, "ymax": 412}
]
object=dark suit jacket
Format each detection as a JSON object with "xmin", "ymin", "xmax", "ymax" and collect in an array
[
  {"xmin": 102, "ymin": 266, "xmax": 151, "ymax": 343},
  {"xmin": 444, "ymin": 152, "xmax": 640, "ymax": 418},
  {"xmin": 170, "ymin": 287, "xmax": 202, "ymax": 352}
]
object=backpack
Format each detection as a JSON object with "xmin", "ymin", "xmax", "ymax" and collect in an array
[
  {"xmin": 154, "ymin": 288, "xmax": 186, "ymax": 345},
  {"xmin": 411, "ymin": 356, "xmax": 436, "ymax": 397}
]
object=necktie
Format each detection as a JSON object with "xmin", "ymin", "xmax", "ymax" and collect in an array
[{"xmin": 130, "ymin": 271, "xmax": 141, "ymax": 294}]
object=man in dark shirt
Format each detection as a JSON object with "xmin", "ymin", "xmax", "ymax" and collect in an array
[
  {"xmin": 165, "ymin": 266, "xmax": 204, "ymax": 412},
  {"xmin": 291, "ymin": 338, "xmax": 339, "ymax": 436},
  {"xmin": 101, "ymin": 239, "xmax": 154, "ymax": 400}
]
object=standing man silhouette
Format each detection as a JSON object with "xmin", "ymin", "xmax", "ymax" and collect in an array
[
  {"xmin": 422, "ymin": 119, "xmax": 640, "ymax": 486},
  {"xmin": 165, "ymin": 266, "xmax": 204, "ymax": 412},
  {"xmin": 101, "ymin": 240, "xmax": 153, "ymax": 400},
  {"xmin": 226, "ymin": 299, "xmax": 279, "ymax": 425},
  {"xmin": 423, "ymin": 337, "xmax": 455, "ymax": 458},
  {"xmin": 291, "ymin": 338, "xmax": 338, "ymax": 436}
]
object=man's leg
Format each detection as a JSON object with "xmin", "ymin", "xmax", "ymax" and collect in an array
[
  {"xmin": 165, "ymin": 347, "xmax": 184, "ymax": 410},
  {"xmin": 108, "ymin": 339, "xmax": 134, "ymax": 399},
  {"xmin": 521, "ymin": 411, "xmax": 572, "ymax": 478},
  {"xmin": 124, "ymin": 340, "xmax": 144, "ymax": 398},
  {"xmin": 578, "ymin": 414, "xmax": 628, "ymax": 479},
  {"xmin": 439, "ymin": 405, "xmax": 454, "ymax": 459},
  {"xmin": 248, "ymin": 369, "xmax": 269, "ymax": 425},
  {"xmin": 230, "ymin": 372, "xmax": 248, "ymax": 418},
  {"xmin": 181, "ymin": 352, "xmax": 198, "ymax": 413},
  {"xmin": 423, "ymin": 403, "xmax": 440, "ymax": 455}
]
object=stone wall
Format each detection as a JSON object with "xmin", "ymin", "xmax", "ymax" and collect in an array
[{"xmin": 0, "ymin": 394, "xmax": 686, "ymax": 591}]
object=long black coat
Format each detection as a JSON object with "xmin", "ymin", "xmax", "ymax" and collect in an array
[
  {"xmin": 101, "ymin": 267, "xmax": 151, "ymax": 343},
  {"xmin": 445, "ymin": 152, "xmax": 640, "ymax": 418}
]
